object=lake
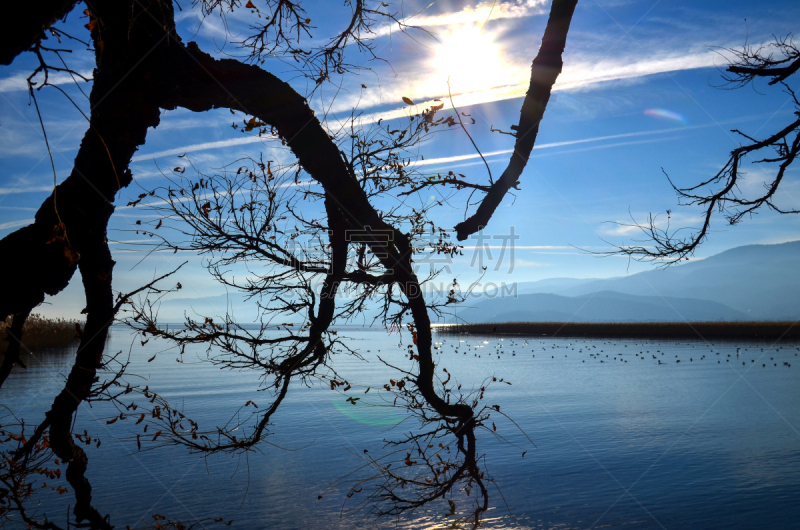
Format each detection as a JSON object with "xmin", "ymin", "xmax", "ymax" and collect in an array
[{"xmin": 3, "ymin": 325, "xmax": 800, "ymax": 529}]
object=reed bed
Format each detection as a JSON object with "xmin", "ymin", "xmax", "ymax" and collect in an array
[
  {"xmin": 438, "ymin": 321, "xmax": 800, "ymax": 341},
  {"xmin": 0, "ymin": 314, "xmax": 80, "ymax": 354}
]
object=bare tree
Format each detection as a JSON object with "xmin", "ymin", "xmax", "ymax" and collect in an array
[
  {"xmin": 612, "ymin": 34, "xmax": 800, "ymax": 263},
  {"xmin": 0, "ymin": 0, "xmax": 578, "ymax": 527}
]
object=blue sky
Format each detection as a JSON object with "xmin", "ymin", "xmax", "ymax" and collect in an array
[{"xmin": 1, "ymin": 0, "xmax": 799, "ymax": 318}]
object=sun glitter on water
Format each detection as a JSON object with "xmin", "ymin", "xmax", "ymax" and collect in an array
[{"xmin": 433, "ymin": 26, "xmax": 506, "ymax": 93}]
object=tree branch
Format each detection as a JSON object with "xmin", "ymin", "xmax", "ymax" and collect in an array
[{"xmin": 453, "ymin": 0, "xmax": 578, "ymax": 241}]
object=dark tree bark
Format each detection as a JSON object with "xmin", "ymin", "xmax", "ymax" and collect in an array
[
  {"xmin": 727, "ymin": 56, "xmax": 800, "ymax": 85},
  {"xmin": 0, "ymin": 1, "xmax": 80, "ymax": 65},
  {"xmin": 1, "ymin": 1, "xmax": 178, "ymax": 524},
  {"xmin": 47, "ymin": 238, "xmax": 115, "ymax": 528},
  {"xmin": 0, "ymin": 309, "xmax": 31, "ymax": 387},
  {"xmin": 0, "ymin": 0, "xmax": 173, "ymax": 321},
  {"xmin": 162, "ymin": 42, "xmax": 479, "ymax": 457},
  {"xmin": 454, "ymin": 0, "xmax": 578, "ymax": 241},
  {"xmin": 162, "ymin": 42, "xmax": 389, "ymax": 234}
]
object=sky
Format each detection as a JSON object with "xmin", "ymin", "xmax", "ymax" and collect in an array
[{"xmin": 1, "ymin": 0, "xmax": 799, "ymax": 319}]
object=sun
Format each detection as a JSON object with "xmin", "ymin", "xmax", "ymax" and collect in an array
[{"xmin": 434, "ymin": 26, "xmax": 506, "ymax": 93}]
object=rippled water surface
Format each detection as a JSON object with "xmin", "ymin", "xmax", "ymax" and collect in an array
[{"xmin": 4, "ymin": 326, "xmax": 800, "ymax": 529}]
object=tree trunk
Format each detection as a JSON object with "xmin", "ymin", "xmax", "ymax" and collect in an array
[
  {"xmin": 0, "ymin": 0, "xmax": 174, "ymax": 321},
  {"xmin": 1, "ymin": 1, "xmax": 80, "ymax": 66}
]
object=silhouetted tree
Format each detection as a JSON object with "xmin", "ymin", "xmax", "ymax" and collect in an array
[
  {"xmin": 613, "ymin": 34, "xmax": 800, "ymax": 263},
  {"xmin": 0, "ymin": 1, "xmax": 578, "ymax": 527}
]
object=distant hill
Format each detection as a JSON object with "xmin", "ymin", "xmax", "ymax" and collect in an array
[
  {"xmin": 516, "ymin": 277, "xmax": 597, "ymax": 294},
  {"xmin": 508, "ymin": 240, "xmax": 800, "ymax": 321},
  {"xmin": 146, "ymin": 240, "xmax": 800, "ymax": 324},
  {"xmin": 138, "ymin": 292, "xmax": 263, "ymax": 324},
  {"xmin": 451, "ymin": 291, "xmax": 748, "ymax": 324}
]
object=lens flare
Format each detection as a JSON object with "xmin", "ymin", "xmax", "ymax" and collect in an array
[
  {"xmin": 332, "ymin": 398, "xmax": 405, "ymax": 426},
  {"xmin": 644, "ymin": 108, "xmax": 688, "ymax": 125}
]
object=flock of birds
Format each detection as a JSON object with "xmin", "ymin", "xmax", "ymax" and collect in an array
[{"xmin": 432, "ymin": 336, "xmax": 799, "ymax": 369}]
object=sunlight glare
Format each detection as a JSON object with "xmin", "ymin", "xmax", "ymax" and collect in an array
[{"xmin": 434, "ymin": 26, "xmax": 506, "ymax": 94}]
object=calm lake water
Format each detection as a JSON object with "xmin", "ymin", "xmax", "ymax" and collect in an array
[{"xmin": 4, "ymin": 325, "xmax": 800, "ymax": 529}]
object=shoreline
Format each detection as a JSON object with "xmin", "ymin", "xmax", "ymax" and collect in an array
[{"xmin": 436, "ymin": 322, "xmax": 800, "ymax": 341}]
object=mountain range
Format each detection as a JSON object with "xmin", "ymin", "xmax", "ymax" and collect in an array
[
  {"xmin": 147, "ymin": 240, "xmax": 800, "ymax": 324},
  {"xmin": 453, "ymin": 240, "xmax": 800, "ymax": 323}
]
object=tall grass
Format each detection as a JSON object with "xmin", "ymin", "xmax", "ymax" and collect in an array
[{"xmin": 0, "ymin": 314, "xmax": 81, "ymax": 354}]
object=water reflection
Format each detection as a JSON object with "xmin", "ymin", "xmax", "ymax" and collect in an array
[{"xmin": 2, "ymin": 328, "xmax": 800, "ymax": 528}]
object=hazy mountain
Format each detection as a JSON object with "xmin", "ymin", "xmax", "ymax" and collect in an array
[
  {"xmin": 508, "ymin": 240, "xmax": 800, "ymax": 321},
  {"xmin": 516, "ymin": 277, "xmax": 598, "ymax": 295},
  {"xmin": 148, "ymin": 241, "xmax": 800, "ymax": 324},
  {"xmin": 452, "ymin": 291, "xmax": 748, "ymax": 324},
  {"xmin": 138, "ymin": 292, "xmax": 265, "ymax": 323}
]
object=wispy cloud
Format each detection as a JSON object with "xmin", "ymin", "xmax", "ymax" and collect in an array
[
  {"xmin": 153, "ymin": 112, "xmax": 232, "ymax": 131},
  {"xmin": 415, "ymin": 148, "xmax": 512, "ymax": 168},
  {"xmin": 136, "ymin": 116, "xmax": 707, "ymax": 176},
  {"xmin": 131, "ymin": 135, "xmax": 272, "ymax": 162},
  {"xmin": 350, "ymin": 47, "xmax": 716, "ymax": 125},
  {"xmin": 117, "ymin": 178, "xmax": 316, "ymax": 211},
  {"xmin": 413, "ymin": 124, "xmax": 711, "ymax": 169},
  {"xmin": 0, "ymin": 184, "xmax": 53, "ymax": 195},
  {"xmin": 481, "ymin": 245, "xmax": 574, "ymax": 250},
  {"xmin": 599, "ymin": 211, "xmax": 705, "ymax": 237},
  {"xmin": 0, "ymin": 219, "xmax": 33, "ymax": 230},
  {"xmin": 556, "ymin": 49, "xmax": 716, "ymax": 91},
  {"xmin": 374, "ymin": 0, "xmax": 548, "ymax": 37},
  {"xmin": 0, "ymin": 70, "xmax": 93, "ymax": 93},
  {"xmin": 511, "ymin": 258, "xmax": 551, "ymax": 267}
]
